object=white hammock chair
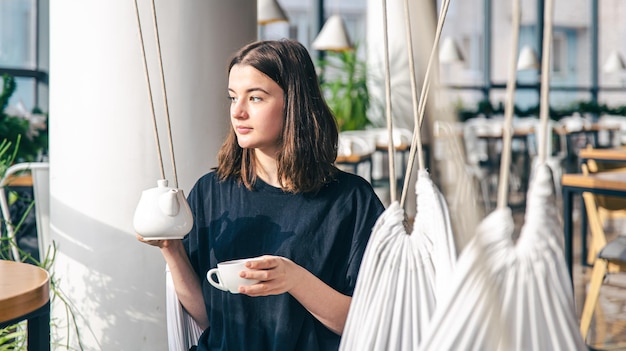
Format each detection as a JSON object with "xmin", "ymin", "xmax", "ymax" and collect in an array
[
  {"xmin": 340, "ymin": 0, "xmax": 457, "ymax": 348},
  {"xmin": 419, "ymin": 0, "xmax": 586, "ymax": 349},
  {"xmin": 344, "ymin": 0, "xmax": 587, "ymax": 349}
]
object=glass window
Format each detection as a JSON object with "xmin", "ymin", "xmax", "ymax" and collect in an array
[
  {"xmin": 0, "ymin": 0, "xmax": 46, "ymax": 112},
  {"xmin": 552, "ymin": 32, "xmax": 566, "ymax": 75},
  {"xmin": 0, "ymin": 0, "xmax": 37, "ymax": 69},
  {"xmin": 0, "ymin": 76, "xmax": 36, "ymax": 109}
]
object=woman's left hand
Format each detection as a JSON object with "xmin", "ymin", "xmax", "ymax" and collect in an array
[
  {"xmin": 240, "ymin": 255, "xmax": 350, "ymax": 334},
  {"xmin": 238, "ymin": 255, "xmax": 303, "ymax": 296}
]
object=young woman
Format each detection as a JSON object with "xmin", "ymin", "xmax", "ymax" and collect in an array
[{"xmin": 138, "ymin": 39, "xmax": 384, "ymax": 351}]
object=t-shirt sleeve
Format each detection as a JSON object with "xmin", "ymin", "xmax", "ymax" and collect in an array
[{"xmin": 343, "ymin": 180, "xmax": 385, "ymax": 295}]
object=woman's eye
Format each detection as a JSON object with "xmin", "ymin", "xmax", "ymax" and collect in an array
[
  {"xmin": 250, "ymin": 96, "xmax": 262, "ymax": 102},
  {"xmin": 228, "ymin": 96, "xmax": 237, "ymax": 103}
]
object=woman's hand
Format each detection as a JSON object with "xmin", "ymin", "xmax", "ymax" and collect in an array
[
  {"xmin": 240, "ymin": 255, "xmax": 351, "ymax": 334},
  {"xmin": 238, "ymin": 256, "xmax": 303, "ymax": 296}
]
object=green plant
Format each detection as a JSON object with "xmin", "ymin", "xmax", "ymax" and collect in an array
[
  {"xmin": 0, "ymin": 325, "xmax": 26, "ymax": 350},
  {"xmin": 318, "ymin": 48, "xmax": 371, "ymax": 131},
  {"xmin": 0, "ymin": 74, "xmax": 48, "ymax": 162},
  {"xmin": 454, "ymin": 97, "xmax": 626, "ymax": 122}
]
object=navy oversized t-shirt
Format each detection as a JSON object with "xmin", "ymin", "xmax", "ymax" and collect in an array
[{"xmin": 183, "ymin": 170, "xmax": 384, "ymax": 351}]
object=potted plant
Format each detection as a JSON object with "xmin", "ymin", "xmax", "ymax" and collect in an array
[{"xmin": 317, "ymin": 47, "xmax": 371, "ymax": 131}]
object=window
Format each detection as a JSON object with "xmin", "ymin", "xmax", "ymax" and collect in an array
[
  {"xmin": 551, "ymin": 32, "xmax": 566, "ymax": 76},
  {"xmin": 0, "ymin": 0, "xmax": 48, "ymax": 111}
]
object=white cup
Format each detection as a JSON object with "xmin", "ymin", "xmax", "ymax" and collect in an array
[{"xmin": 206, "ymin": 258, "xmax": 261, "ymax": 294}]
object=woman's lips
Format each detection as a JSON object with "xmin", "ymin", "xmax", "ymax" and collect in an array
[{"xmin": 236, "ymin": 126, "xmax": 252, "ymax": 134}]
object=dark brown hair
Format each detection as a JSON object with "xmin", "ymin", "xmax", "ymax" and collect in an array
[{"xmin": 216, "ymin": 39, "xmax": 338, "ymax": 193}]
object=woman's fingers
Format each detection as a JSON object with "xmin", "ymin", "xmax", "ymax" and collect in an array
[
  {"xmin": 239, "ymin": 256, "xmax": 299, "ymax": 296},
  {"xmin": 136, "ymin": 234, "xmax": 167, "ymax": 248}
]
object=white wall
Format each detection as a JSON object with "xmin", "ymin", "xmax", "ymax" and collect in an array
[{"xmin": 48, "ymin": 0, "xmax": 256, "ymax": 349}]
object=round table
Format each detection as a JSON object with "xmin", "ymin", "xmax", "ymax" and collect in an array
[{"xmin": 0, "ymin": 259, "xmax": 50, "ymax": 350}]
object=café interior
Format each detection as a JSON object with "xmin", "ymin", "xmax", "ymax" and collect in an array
[{"xmin": 1, "ymin": 0, "xmax": 626, "ymax": 349}]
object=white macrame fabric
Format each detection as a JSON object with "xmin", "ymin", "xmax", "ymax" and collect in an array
[
  {"xmin": 414, "ymin": 170, "xmax": 457, "ymax": 295},
  {"xmin": 419, "ymin": 164, "xmax": 586, "ymax": 351},
  {"xmin": 340, "ymin": 170, "xmax": 456, "ymax": 350},
  {"xmin": 166, "ymin": 264, "xmax": 203, "ymax": 351}
]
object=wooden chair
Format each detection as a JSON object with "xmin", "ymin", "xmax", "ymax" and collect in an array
[
  {"xmin": 581, "ymin": 149, "xmax": 626, "ymax": 265},
  {"xmin": 578, "ymin": 187, "xmax": 626, "ymax": 342}
]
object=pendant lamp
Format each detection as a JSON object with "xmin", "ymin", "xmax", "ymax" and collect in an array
[
  {"xmin": 439, "ymin": 36, "xmax": 464, "ymax": 64},
  {"xmin": 603, "ymin": 50, "xmax": 626, "ymax": 73},
  {"xmin": 258, "ymin": 0, "xmax": 289, "ymax": 25},
  {"xmin": 312, "ymin": 14, "xmax": 353, "ymax": 51},
  {"xmin": 517, "ymin": 45, "xmax": 540, "ymax": 70}
]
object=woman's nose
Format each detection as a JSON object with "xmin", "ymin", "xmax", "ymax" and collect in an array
[{"xmin": 231, "ymin": 101, "xmax": 247, "ymax": 119}]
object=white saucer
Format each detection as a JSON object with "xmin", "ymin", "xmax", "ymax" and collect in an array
[{"xmin": 143, "ymin": 236, "xmax": 186, "ymax": 241}]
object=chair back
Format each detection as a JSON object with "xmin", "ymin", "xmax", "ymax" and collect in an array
[
  {"xmin": 31, "ymin": 165, "xmax": 50, "ymax": 260},
  {"xmin": 582, "ymin": 147, "xmax": 626, "ymax": 211},
  {"xmin": 0, "ymin": 162, "xmax": 50, "ymax": 261}
]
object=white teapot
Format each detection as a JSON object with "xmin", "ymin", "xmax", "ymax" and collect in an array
[{"xmin": 133, "ymin": 179, "xmax": 193, "ymax": 239}]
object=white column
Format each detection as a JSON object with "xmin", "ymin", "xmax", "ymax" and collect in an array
[{"xmin": 49, "ymin": 0, "xmax": 256, "ymax": 348}]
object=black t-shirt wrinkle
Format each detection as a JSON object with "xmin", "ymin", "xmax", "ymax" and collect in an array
[{"xmin": 184, "ymin": 170, "xmax": 384, "ymax": 351}]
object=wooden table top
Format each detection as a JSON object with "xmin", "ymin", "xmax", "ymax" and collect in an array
[
  {"xmin": 0, "ymin": 260, "xmax": 50, "ymax": 323},
  {"xmin": 336, "ymin": 153, "xmax": 372, "ymax": 164},
  {"xmin": 562, "ymin": 171, "xmax": 626, "ymax": 192},
  {"xmin": 375, "ymin": 143, "xmax": 411, "ymax": 151},
  {"xmin": 579, "ymin": 147, "xmax": 626, "ymax": 162},
  {"xmin": 555, "ymin": 123, "xmax": 621, "ymax": 135}
]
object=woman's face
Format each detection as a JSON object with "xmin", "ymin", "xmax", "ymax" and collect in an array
[{"xmin": 228, "ymin": 64, "xmax": 285, "ymax": 156}]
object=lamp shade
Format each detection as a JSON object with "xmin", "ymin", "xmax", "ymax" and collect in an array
[
  {"xmin": 258, "ymin": 0, "xmax": 288, "ymax": 25},
  {"xmin": 517, "ymin": 45, "xmax": 539, "ymax": 70},
  {"xmin": 312, "ymin": 15, "xmax": 352, "ymax": 51},
  {"xmin": 439, "ymin": 36, "xmax": 464, "ymax": 64},
  {"xmin": 603, "ymin": 50, "xmax": 626, "ymax": 73}
]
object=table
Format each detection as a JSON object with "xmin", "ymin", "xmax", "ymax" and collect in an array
[
  {"xmin": 371, "ymin": 143, "xmax": 416, "ymax": 189},
  {"xmin": 336, "ymin": 153, "xmax": 373, "ymax": 182},
  {"xmin": 561, "ymin": 171, "xmax": 626, "ymax": 281},
  {"xmin": 579, "ymin": 147, "xmax": 626, "ymax": 163},
  {"xmin": 0, "ymin": 260, "xmax": 50, "ymax": 350},
  {"xmin": 476, "ymin": 128, "xmax": 534, "ymax": 208},
  {"xmin": 3, "ymin": 174, "xmax": 34, "ymax": 187},
  {"xmin": 557, "ymin": 123, "xmax": 621, "ymax": 173}
]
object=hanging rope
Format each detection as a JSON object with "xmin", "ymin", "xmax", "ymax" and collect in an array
[
  {"xmin": 381, "ymin": 0, "xmax": 397, "ymax": 202},
  {"xmin": 537, "ymin": 0, "xmax": 554, "ymax": 165},
  {"xmin": 133, "ymin": 0, "xmax": 180, "ymax": 188},
  {"xmin": 495, "ymin": 0, "xmax": 521, "ymax": 209},
  {"xmin": 400, "ymin": 0, "xmax": 451, "ymax": 208}
]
